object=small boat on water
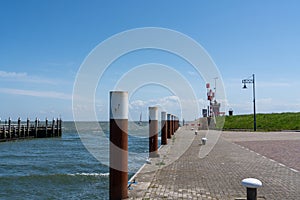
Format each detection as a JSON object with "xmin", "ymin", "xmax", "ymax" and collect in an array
[{"xmin": 138, "ymin": 112, "xmax": 142, "ymax": 125}]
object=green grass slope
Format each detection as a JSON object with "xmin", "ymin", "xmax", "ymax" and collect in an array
[{"xmin": 222, "ymin": 112, "xmax": 300, "ymax": 131}]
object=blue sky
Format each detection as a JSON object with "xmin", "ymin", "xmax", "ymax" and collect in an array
[{"xmin": 0, "ymin": 0, "xmax": 300, "ymax": 121}]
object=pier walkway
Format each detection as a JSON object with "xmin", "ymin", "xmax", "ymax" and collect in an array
[
  {"xmin": 128, "ymin": 128, "xmax": 300, "ymax": 199},
  {"xmin": 0, "ymin": 118, "xmax": 62, "ymax": 142}
]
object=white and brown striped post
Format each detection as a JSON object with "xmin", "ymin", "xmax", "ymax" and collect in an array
[
  {"xmin": 109, "ymin": 91, "xmax": 128, "ymax": 200},
  {"xmin": 167, "ymin": 114, "xmax": 172, "ymax": 139},
  {"xmin": 149, "ymin": 107, "xmax": 159, "ymax": 157},
  {"xmin": 161, "ymin": 111, "xmax": 167, "ymax": 145},
  {"xmin": 171, "ymin": 115, "xmax": 174, "ymax": 135}
]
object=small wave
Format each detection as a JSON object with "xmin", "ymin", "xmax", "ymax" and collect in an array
[{"xmin": 68, "ymin": 172, "xmax": 109, "ymax": 177}]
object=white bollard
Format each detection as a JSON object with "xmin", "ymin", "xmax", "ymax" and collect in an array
[
  {"xmin": 201, "ymin": 137, "xmax": 207, "ymax": 145},
  {"xmin": 241, "ymin": 178, "xmax": 262, "ymax": 200}
]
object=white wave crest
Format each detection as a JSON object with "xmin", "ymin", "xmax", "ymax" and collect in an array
[{"xmin": 68, "ymin": 172, "xmax": 109, "ymax": 177}]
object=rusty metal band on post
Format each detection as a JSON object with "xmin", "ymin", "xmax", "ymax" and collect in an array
[
  {"xmin": 149, "ymin": 107, "xmax": 159, "ymax": 158},
  {"xmin": 109, "ymin": 91, "xmax": 128, "ymax": 200},
  {"xmin": 161, "ymin": 111, "xmax": 167, "ymax": 145},
  {"xmin": 167, "ymin": 114, "xmax": 171, "ymax": 139}
]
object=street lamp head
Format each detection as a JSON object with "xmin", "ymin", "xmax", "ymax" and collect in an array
[{"xmin": 242, "ymin": 83, "xmax": 247, "ymax": 89}]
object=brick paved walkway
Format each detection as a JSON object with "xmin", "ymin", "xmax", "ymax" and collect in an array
[
  {"xmin": 222, "ymin": 131, "xmax": 300, "ymax": 172},
  {"xmin": 128, "ymin": 129, "xmax": 300, "ymax": 199}
]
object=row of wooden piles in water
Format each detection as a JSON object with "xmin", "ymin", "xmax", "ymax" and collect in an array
[{"xmin": 0, "ymin": 117, "xmax": 62, "ymax": 142}]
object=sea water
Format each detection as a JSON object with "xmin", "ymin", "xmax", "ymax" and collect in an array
[{"xmin": 0, "ymin": 122, "xmax": 155, "ymax": 200}]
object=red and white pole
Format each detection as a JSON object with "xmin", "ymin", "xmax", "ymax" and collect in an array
[{"xmin": 109, "ymin": 91, "xmax": 128, "ymax": 200}]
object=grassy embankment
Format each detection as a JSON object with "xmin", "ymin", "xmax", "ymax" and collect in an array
[{"xmin": 219, "ymin": 112, "xmax": 300, "ymax": 131}]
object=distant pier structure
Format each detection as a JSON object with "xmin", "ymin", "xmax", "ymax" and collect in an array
[{"xmin": 0, "ymin": 117, "xmax": 62, "ymax": 142}]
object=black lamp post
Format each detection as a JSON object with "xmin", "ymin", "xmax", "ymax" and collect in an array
[{"xmin": 242, "ymin": 74, "xmax": 256, "ymax": 131}]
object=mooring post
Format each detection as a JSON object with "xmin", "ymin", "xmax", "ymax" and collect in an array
[
  {"xmin": 109, "ymin": 91, "xmax": 128, "ymax": 200},
  {"xmin": 149, "ymin": 107, "xmax": 159, "ymax": 158},
  {"xmin": 8, "ymin": 117, "xmax": 11, "ymax": 139},
  {"xmin": 171, "ymin": 115, "xmax": 174, "ymax": 135},
  {"xmin": 35, "ymin": 118, "xmax": 38, "ymax": 138},
  {"xmin": 26, "ymin": 118, "xmax": 30, "ymax": 137},
  {"xmin": 17, "ymin": 117, "xmax": 21, "ymax": 137},
  {"xmin": 167, "ymin": 114, "xmax": 171, "ymax": 139},
  {"xmin": 161, "ymin": 111, "xmax": 167, "ymax": 145},
  {"xmin": 173, "ymin": 115, "xmax": 176, "ymax": 134},
  {"xmin": 175, "ymin": 116, "xmax": 177, "ymax": 131},
  {"xmin": 174, "ymin": 116, "xmax": 176, "ymax": 132},
  {"xmin": 45, "ymin": 118, "xmax": 48, "ymax": 137},
  {"xmin": 170, "ymin": 115, "xmax": 173, "ymax": 135},
  {"xmin": 170, "ymin": 115, "xmax": 173, "ymax": 136},
  {"xmin": 52, "ymin": 118, "xmax": 55, "ymax": 137},
  {"xmin": 59, "ymin": 118, "xmax": 62, "ymax": 136},
  {"xmin": 175, "ymin": 116, "xmax": 177, "ymax": 132},
  {"xmin": 241, "ymin": 178, "xmax": 262, "ymax": 200},
  {"xmin": 56, "ymin": 118, "xmax": 59, "ymax": 137}
]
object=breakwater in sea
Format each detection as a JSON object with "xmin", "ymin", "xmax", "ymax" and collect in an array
[{"xmin": 0, "ymin": 117, "xmax": 62, "ymax": 142}]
